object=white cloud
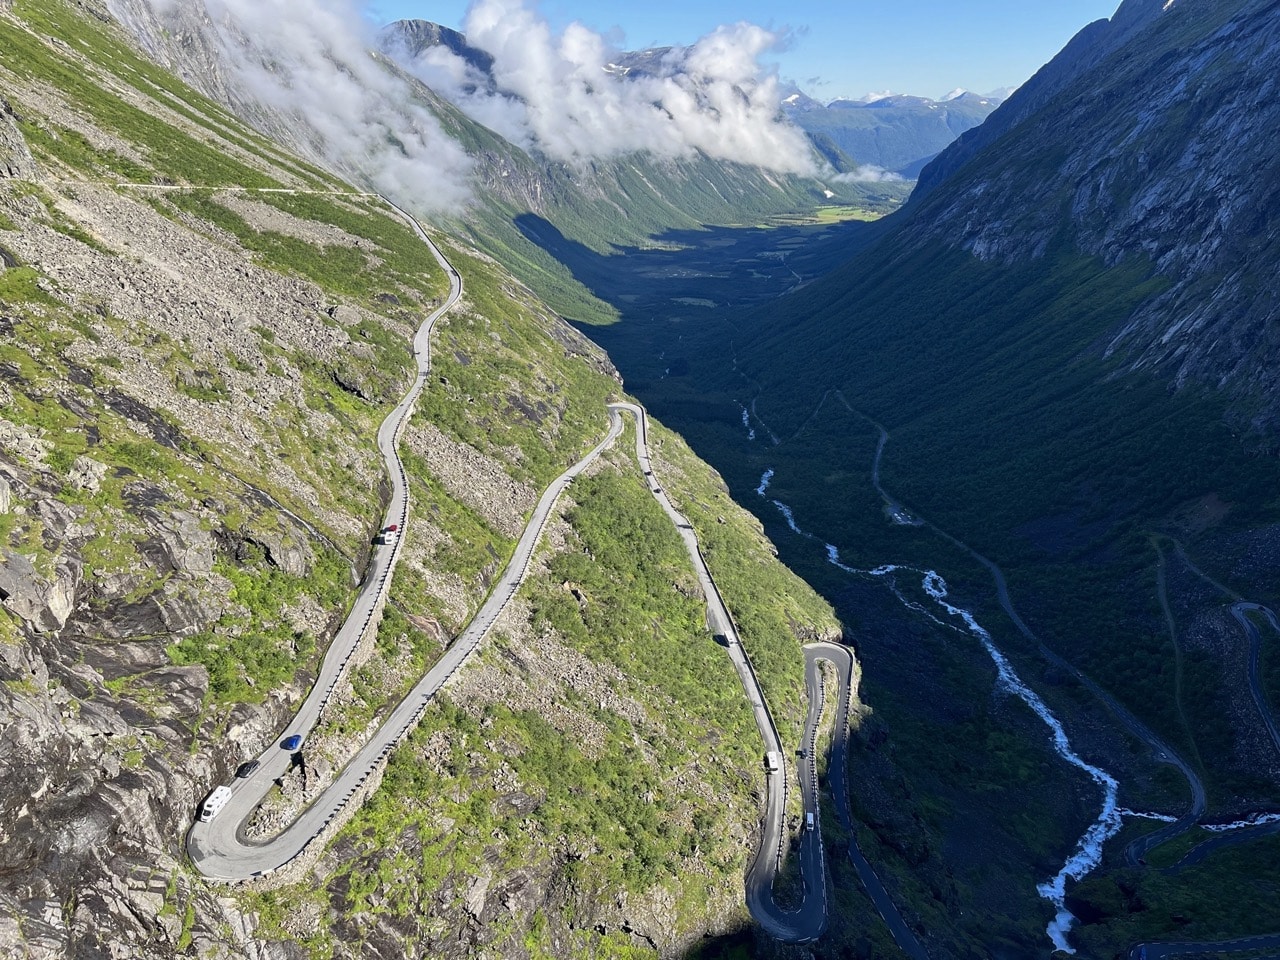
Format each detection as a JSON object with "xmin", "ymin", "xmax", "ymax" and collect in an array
[
  {"xmin": 392, "ymin": 0, "xmax": 818, "ymax": 175},
  {"xmin": 830, "ymin": 165, "xmax": 904, "ymax": 183},
  {"xmin": 117, "ymin": 0, "xmax": 823, "ymax": 207},
  {"xmin": 133, "ymin": 0, "xmax": 475, "ymax": 210}
]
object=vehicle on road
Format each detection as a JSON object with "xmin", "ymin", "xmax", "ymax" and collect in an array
[
  {"xmin": 806, "ymin": 812, "xmax": 815, "ymax": 832},
  {"xmin": 765, "ymin": 750, "xmax": 781, "ymax": 773},
  {"xmin": 199, "ymin": 786, "xmax": 233, "ymax": 823},
  {"xmin": 281, "ymin": 734, "xmax": 303, "ymax": 751},
  {"xmin": 380, "ymin": 523, "xmax": 399, "ymax": 545},
  {"xmin": 235, "ymin": 760, "xmax": 260, "ymax": 779}
]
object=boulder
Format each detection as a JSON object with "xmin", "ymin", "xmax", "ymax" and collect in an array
[
  {"xmin": 0, "ymin": 419, "xmax": 50, "ymax": 463},
  {"xmin": 0, "ymin": 553, "xmax": 81, "ymax": 633},
  {"xmin": 247, "ymin": 527, "xmax": 312, "ymax": 578},
  {"xmin": 144, "ymin": 509, "xmax": 215, "ymax": 577},
  {"xmin": 67, "ymin": 456, "xmax": 108, "ymax": 494}
]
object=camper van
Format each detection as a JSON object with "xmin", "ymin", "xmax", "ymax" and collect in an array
[
  {"xmin": 199, "ymin": 785, "xmax": 233, "ymax": 823},
  {"xmin": 764, "ymin": 751, "xmax": 781, "ymax": 773}
]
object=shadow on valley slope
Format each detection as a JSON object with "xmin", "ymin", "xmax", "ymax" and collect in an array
[
  {"xmin": 515, "ymin": 208, "xmax": 1280, "ymax": 958},
  {"xmin": 512, "ymin": 210, "xmax": 889, "ymax": 388}
]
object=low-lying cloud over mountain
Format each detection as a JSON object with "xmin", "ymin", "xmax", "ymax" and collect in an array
[
  {"xmin": 113, "ymin": 0, "xmax": 818, "ymax": 212},
  {"xmin": 120, "ymin": 0, "xmax": 475, "ymax": 209},
  {"xmin": 387, "ymin": 0, "xmax": 817, "ymax": 175}
]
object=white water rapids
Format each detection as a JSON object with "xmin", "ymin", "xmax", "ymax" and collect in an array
[
  {"xmin": 755, "ymin": 471, "xmax": 1127, "ymax": 952},
  {"xmin": 1202, "ymin": 811, "xmax": 1280, "ymax": 832}
]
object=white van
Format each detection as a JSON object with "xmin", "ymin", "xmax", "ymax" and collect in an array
[
  {"xmin": 805, "ymin": 812, "xmax": 815, "ymax": 832},
  {"xmin": 199, "ymin": 785, "xmax": 233, "ymax": 823}
]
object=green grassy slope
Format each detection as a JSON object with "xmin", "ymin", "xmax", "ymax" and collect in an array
[{"xmin": 0, "ymin": 1, "xmax": 847, "ymax": 954}]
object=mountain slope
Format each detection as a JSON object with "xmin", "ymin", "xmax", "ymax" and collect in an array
[
  {"xmin": 730, "ymin": 0, "xmax": 1280, "ymax": 781},
  {"xmin": 906, "ymin": 0, "xmax": 1280, "ymax": 430},
  {"xmin": 0, "ymin": 2, "xmax": 842, "ymax": 956},
  {"xmin": 102, "ymin": 6, "xmax": 907, "ymax": 328},
  {"xmin": 589, "ymin": 0, "xmax": 1280, "ymax": 953},
  {"xmin": 377, "ymin": 18, "xmax": 910, "ymax": 322}
]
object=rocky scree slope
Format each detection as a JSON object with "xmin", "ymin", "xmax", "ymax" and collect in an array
[
  {"xmin": 0, "ymin": 2, "xmax": 843, "ymax": 957},
  {"xmin": 908, "ymin": 0, "xmax": 1280, "ymax": 434}
]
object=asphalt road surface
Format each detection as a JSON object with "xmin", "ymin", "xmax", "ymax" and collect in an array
[
  {"xmin": 611, "ymin": 402, "xmax": 828, "ymax": 943},
  {"xmin": 188, "ymin": 402, "xmax": 624, "ymax": 879},
  {"xmin": 188, "ymin": 202, "xmax": 463, "ymax": 879},
  {"xmin": 184, "ymin": 205, "xmax": 882, "ymax": 946},
  {"xmin": 1232, "ymin": 602, "xmax": 1280, "ymax": 757}
]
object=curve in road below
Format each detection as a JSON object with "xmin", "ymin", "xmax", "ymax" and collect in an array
[
  {"xmin": 183, "ymin": 202, "xmax": 876, "ymax": 947},
  {"xmin": 805, "ymin": 643, "xmax": 930, "ymax": 959},
  {"xmin": 189, "ymin": 205, "xmax": 626, "ymax": 881},
  {"xmin": 855, "ymin": 404, "xmax": 1207, "ymax": 866},
  {"xmin": 846, "ymin": 401, "xmax": 1280, "ymax": 959},
  {"xmin": 1232, "ymin": 602, "xmax": 1280, "ymax": 759}
]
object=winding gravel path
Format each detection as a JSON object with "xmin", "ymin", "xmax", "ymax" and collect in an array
[{"xmin": 852, "ymin": 403, "xmax": 1207, "ymax": 866}]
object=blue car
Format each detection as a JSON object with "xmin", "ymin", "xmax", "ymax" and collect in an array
[{"xmin": 281, "ymin": 734, "xmax": 303, "ymax": 751}]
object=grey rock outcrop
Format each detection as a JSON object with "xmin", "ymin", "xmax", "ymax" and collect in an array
[
  {"xmin": 0, "ymin": 98, "xmax": 35, "ymax": 179},
  {"xmin": 67, "ymin": 455, "xmax": 108, "ymax": 494},
  {"xmin": 245, "ymin": 527, "xmax": 312, "ymax": 578},
  {"xmin": 908, "ymin": 0, "xmax": 1280, "ymax": 430},
  {"xmin": 0, "ymin": 552, "xmax": 80, "ymax": 633},
  {"xmin": 144, "ymin": 509, "xmax": 216, "ymax": 577}
]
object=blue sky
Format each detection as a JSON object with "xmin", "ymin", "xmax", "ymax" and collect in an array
[{"xmin": 364, "ymin": 0, "xmax": 1122, "ymax": 101}]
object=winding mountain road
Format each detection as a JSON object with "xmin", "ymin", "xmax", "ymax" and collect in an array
[
  {"xmin": 189, "ymin": 204, "xmax": 627, "ymax": 880},
  {"xmin": 186, "ymin": 207, "xmax": 839, "ymax": 946},
  {"xmin": 851, "ymin": 403, "xmax": 1280, "ymax": 958},
  {"xmin": 805, "ymin": 643, "xmax": 930, "ymax": 959},
  {"xmin": 188, "ymin": 203, "xmax": 460, "ymax": 878},
  {"xmin": 1232, "ymin": 602, "xmax": 1280, "ymax": 758},
  {"xmin": 612, "ymin": 402, "xmax": 831, "ymax": 943}
]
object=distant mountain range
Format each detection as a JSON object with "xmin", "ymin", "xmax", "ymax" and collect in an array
[
  {"xmin": 781, "ymin": 88, "xmax": 1008, "ymax": 178},
  {"xmin": 382, "ymin": 19, "xmax": 1001, "ymax": 182}
]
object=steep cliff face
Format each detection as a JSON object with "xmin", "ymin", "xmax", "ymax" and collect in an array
[
  {"xmin": 0, "ymin": 97, "xmax": 33, "ymax": 177},
  {"xmin": 0, "ymin": 5, "xmax": 436, "ymax": 951},
  {"xmin": 910, "ymin": 0, "xmax": 1280, "ymax": 431}
]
